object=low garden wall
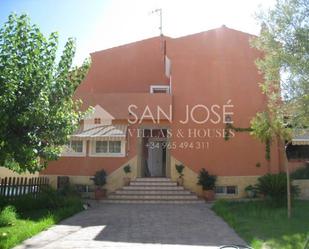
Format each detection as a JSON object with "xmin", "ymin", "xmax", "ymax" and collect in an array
[{"xmin": 293, "ymin": 179, "xmax": 309, "ymax": 199}]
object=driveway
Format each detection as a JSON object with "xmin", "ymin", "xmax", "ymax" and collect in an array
[{"xmin": 14, "ymin": 203, "xmax": 246, "ymax": 249}]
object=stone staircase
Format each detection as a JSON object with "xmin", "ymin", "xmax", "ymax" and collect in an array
[{"xmin": 102, "ymin": 177, "xmax": 204, "ymax": 204}]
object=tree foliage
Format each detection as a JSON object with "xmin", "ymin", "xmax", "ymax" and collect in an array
[
  {"xmin": 250, "ymin": 0, "xmax": 309, "ymax": 144},
  {"xmin": 0, "ymin": 14, "xmax": 90, "ymax": 173},
  {"xmin": 250, "ymin": 0, "xmax": 308, "ymax": 218}
]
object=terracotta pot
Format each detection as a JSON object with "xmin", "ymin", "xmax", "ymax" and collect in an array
[
  {"xmin": 203, "ymin": 190, "xmax": 215, "ymax": 201},
  {"xmin": 94, "ymin": 187, "xmax": 106, "ymax": 200},
  {"xmin": 123, "ymin": 176, "xmax": 131, "ymax": 186},
  {"xmin": 177, "ymin": 177, "xmax": 184, "ymax": 186}
]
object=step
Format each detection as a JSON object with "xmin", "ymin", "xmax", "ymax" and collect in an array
[
  {"xmin": 101, "ymin": 199, "xmax": 205, "ymax": 204},
  {"xmin": 108, "ymin": 194, "xmax": 198, "ymax": 200},
  {"xmin": 115, "ymin": 190, "xmax": 191, "ymax": 195},
  {"xmin": 134, "ymin": 178, "xmax": 171, "ymax": 182},
  {"xmin": 122, "ymin": 186, "xmax": 184, "ymax": 190},
  {"xmin": 103, "ymin": 177, "xmax": 202, "ymax": 204},
  {"xmin": 130, "ymin": 181, "xmax": 177, "ymax": 186}
]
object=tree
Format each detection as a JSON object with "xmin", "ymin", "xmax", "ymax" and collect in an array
[
  {"xmin": 250, "ymin": 0, "xmax": 309, "ymax": 218},
  {"xmin": 0, "ymin": 14, "xmax": 90, "ymax": 173}
]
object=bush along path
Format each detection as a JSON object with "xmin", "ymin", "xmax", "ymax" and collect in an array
[{"xmin": 0, "ymin": 186, "xmax": 83, "ymax": 249}]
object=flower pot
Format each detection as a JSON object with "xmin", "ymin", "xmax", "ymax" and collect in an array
[
  {"xmin": 203, "ymin": 190, "xmax": 215, "ymax": 201},
  {"xmin": 94, "ymin": 187, "xmax": 106, "ymax": 200},
  {"xmin": 123, "ymin": 176, "xmax": 131, "ymax": 186},
  {"xmin": 177, "ymin": 177, "xmax": 184, "ymax": 186}
]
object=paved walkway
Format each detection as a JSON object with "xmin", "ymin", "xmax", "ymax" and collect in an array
[{"xmin": 14, "ymin": 203, "xmax": 246, "ymax": 249}]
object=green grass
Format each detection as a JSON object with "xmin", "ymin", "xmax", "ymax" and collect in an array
[
  {"xmin": 212, "ymin": 200, "xmax": 309, "ymax": 249},
  {"xmin": 0, "ymin": 206, "xmax": 17, "ymax": 227},
  {"xmin": 0, "ymin": 202, "xmax": 83, "ymax": 249}
]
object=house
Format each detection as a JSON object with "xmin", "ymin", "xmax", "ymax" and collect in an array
[
  {"xmin": 40, "ymin": 26, "xmax": 307, "ymax": 198},
  {"xmin": 0, "ymin": 167, "xmax": 38, "ymax": 178},
  {"xmin": 288, "ymin": 132, "xmax": 309, "ymax": 172}
]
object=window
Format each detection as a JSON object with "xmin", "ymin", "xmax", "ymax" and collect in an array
[
  {"xmin": 226, "ymin": 186, "xmax": 237, "ymax": 194},
  {"xmin": 214, "ymin": 186, "xmax": 225, "ymax": 194},
  {"xmin": 69, "ymin": 140, "xmax": 83, "ymax": 153},
  {"xmin": 96, "ymin": 141, "xmax": 108, "ymax": 153},
  {"xmin": 91, "ymin": 140, "xmax": 124, "ymax": 157},
  {"xmin": 150, "ymin": 85, "xmax": 170, "ymax": 94},
  {"xmin": 94, "ymin": 118, "xmax": 101, "ymax": 124},
  {"xmin": 286, "ymin": 145, "xmax": 309, "ymax": 160},
  {"xmin": 215, "ymin": 186, "xmax": 238, "ymax": 195},
  {"xmin": 62, "ymin": 140, "xmax": 85, "ymax": 157},
  {"xmin": 109, "ymin": 141, "xmax": 121, "ymax": 153},
  {"xmin": 153, "ymin": 88, "xmax": 168, "ymax": 93}
]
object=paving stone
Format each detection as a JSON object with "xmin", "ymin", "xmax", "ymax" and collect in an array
[{"xmin": 13, "ymin": 203, "xmax": 247, "ymax": 249}]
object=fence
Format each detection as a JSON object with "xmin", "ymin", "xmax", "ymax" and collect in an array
[{"xmin": 0, "ymin": 176, "xmax": 49, "ymax": 199}]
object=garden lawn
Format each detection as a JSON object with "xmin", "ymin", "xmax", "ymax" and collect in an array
[
  {"xmin": 0, "ymin": 203, "xmax": 82, "ymax": 249},
  {"xmin": 212, "ymin": 200, "xmax": 309, "ymax": 249}
]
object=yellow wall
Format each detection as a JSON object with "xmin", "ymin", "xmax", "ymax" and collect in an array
[
  {"xmin": 0, "ymin": 167, "xmax": 38, "ymax": 178},
  {"xmin": 41, "ymin": 155, "xmax": 309, "ymax": 200},
  {"xmin": 170, "ymin": 156, "xmax": 259, "ymax": 198},
  {"xmin": 45, "ymin": 156, "xmax": 261, "ymax": 199},
  {"xmin": 293, "ymin": 180, "xmax": 309, "ymax": 199},
  {"xmin": 44, "ymin": 156, "xmax": 138, "ymax": 194}
]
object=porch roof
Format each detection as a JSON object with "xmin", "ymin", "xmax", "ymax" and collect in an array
[{"xmin": 71, "ymin": 124, "xmax": 127, "ymax": 140}]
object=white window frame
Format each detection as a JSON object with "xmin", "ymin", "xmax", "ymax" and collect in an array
[
  {"xmin": 95, "ymin": 141, "xmax": 108, "ymax": 153},
  {"xmin": 62, "ymin": 140, "xmax": 86, "ymax": 157},
  {"xmin": 94, "ymin": 117, "xmax": 101, "ymax": 124},
  {"xmin": 150, "ymin": 85, "xmax": 170, "ymax": 94},
  {"xmin": 215, "ymin": 186, "xmax": 238, "ymax": 195},
  {"xmin": 89, "ymin": 140, "xmax": 125, "ymax": 157}
]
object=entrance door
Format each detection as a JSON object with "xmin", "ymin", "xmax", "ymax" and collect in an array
[{"xmin": 148, "ymin": 142, "xmax": 164, "ymax": 177}]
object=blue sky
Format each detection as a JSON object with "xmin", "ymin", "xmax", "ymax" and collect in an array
[{"xmin": 0, "ymin": 0, "xmax": 275, "ymax": 65}]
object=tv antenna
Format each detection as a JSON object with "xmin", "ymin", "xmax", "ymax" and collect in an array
[{"xmin": 150, "ymin": 8, "xmax": 163, "ymax": 36}]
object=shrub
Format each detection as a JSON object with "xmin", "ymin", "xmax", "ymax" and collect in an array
[
  {"xmin": 39, "ymin": 186, "xmax": 66, "ymax": 208},
  {"xmin": 92, "ymin": 169, "xmax": 107, "ymax": 187},
  {"xmin": 291, "ymin": 163, "xmax": 309, "ymax": 179},
  {"xmin": 58, "ymin": 184, "xmax": 80, "ymax": 197},
  {"xmin": 123, "ymin": 165, "xmax": 131, "ymax": 175},
  {"xmin": 245, "ymin": 185, "xmax": 255, "ymax": 192},
  {"xmin": 175, "ymin": 164, "xmax": 184, "ymax": 177},
  {"xmin": 197, "ymin": 168, "xmax": 217, "ymax": 190},
  {"xmin": 13, "ymin": 186, "xmax": 62, "ymax": 211},
  {"xmin": 256, "ymin": 173, "xmax": 299, "ymax": 207},
  {"xmin": 0, "ymin": 186, "xmax": 82, "ymax": 212},
  {"xmin": 0, "ymin": 206, "xmax": 17, "ymax": 227}
]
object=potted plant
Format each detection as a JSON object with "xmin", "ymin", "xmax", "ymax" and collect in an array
[
  {"xmin": 175, "ymin": 164, "xmax": 185, "ymax": 186},
  {"xmin": 244, "ymin": 184, "xmax": 256, "ymax": 198},
  {"xmin": 92, "ymin": 169, "xmax": 107, "ymax": 200},
  {"xmin": 123, "ymin": 164, "xmax": 131, "ymax": 186},
  {"xmin": 197, "ymin": 168, "xmax": 217, "ymax": 201}
]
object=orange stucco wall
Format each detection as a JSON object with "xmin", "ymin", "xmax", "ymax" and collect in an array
[
  {"xmin": 42, "ymin": 26, "xmax": 282, "ymax": 178},
  {"xmin": 75, "ymin": 36, "xmax": 169, "ymax": 96},
  {"xmin": 167, "ymin": 27, "xmax": 280, "ymax": 176}
]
